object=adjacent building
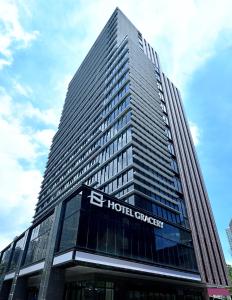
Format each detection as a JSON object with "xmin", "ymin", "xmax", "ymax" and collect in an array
[{"xmin": 0, "ymin": 8, "xmax": 230, "ymax": 300}]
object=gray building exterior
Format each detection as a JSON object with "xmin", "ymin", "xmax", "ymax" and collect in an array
[
  {"xmin": 226, "ymin": 220, "xmax": 232, "ymax": 257},
  {"xmin": 0, "ymin": 8, "xmax": 230, "ymax": 300}
]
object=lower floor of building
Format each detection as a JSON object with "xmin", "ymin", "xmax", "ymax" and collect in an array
[
  {"xmin": 63, "ymin": 276, "xmax": 205, "ymax": 300},
  {"xmin": 1, "ymin": 263, "xmax": 210, "ymax": 300}
]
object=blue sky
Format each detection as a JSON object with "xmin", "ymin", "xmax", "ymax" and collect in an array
[{"xmin": 0, "ymin": 0, "xmax": 232, "ymax": 264}]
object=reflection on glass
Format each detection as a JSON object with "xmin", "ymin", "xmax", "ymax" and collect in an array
[
  {"xmin": 0, "ymin": 245, "xmax": 12, "ymax": 275},
  {"xmin": 58, "ymin": 195, "xmax": 81, "ymax": 252},
  {"xmin": 77, "ymin": 202, "xmax": 197, "ymax": 272},
  {"xmin": 24, "ymin": 214, "xmax": 54, "ymax": 266},
  {"xmin": 8, "ymin": 236, "xmax": 25, "ymax": 271}
]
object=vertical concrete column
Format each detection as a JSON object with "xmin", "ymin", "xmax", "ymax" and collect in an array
[
  {"xmin": 44, "ymin": 269, "xmax": 65, "ymax": 300},
  {"xmin": 203, "ymin": 287, "xmax": 210, "ymax": 300},
  {"xmin": 8, "ymin": 230, "xmax": 29, "ymax": 300},
  {"xmin": 37, "ymin": 202, "xmax": 63, "ymax": 300}
]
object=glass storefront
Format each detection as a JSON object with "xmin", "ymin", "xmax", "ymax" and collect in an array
[
  {"xmin": 64, "ymin": 279, "xmax": 204, "ymax": 300},
  {"xmin": 64, "ymin": 281, "xmax": 114, "ymax": 300}
]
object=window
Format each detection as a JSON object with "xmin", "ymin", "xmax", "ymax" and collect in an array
[
  {"xmin": 8, "ymin": 236, "xmax": 25, "ymax": 271},
  {"xmin": 58, "ymin": 195, "xmax": 81, "ymax": 252},
  {"xmin": 24, "ymin": 214, "xmax": 54, "ymax": 266},
  {"xmin": 168, "ymin": 143, "xmax": 175, "ymax": 155},
  {"xmin": 0, "ymin": 245, "xmax": 13, "ymax": 275}
]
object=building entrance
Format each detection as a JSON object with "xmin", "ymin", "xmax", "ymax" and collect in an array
[{"xmin": 64, "ymin": 278, "xmax": 204, "ymax": 300}]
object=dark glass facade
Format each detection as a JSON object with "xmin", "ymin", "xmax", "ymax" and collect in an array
[
  {"xmin": 7, "ymin": 237, "xmax": 25, "ymax": 273},
  {"xmin": 23, "ymin": 214, "xmax": 54, "ymax": 266},
  {"xmin": 54, "ymin": 187, "xmax": 198, "ymax": 273}
]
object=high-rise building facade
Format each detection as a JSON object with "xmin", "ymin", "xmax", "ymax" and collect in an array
[
  {"xmin": 226, "ymin": 220, "xmax": 232, "ymax": 257},
  {"xmin": 0, "ymin": 8, "xmax": 230, "ymax": 300}
]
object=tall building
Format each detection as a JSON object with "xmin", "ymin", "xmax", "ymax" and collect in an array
[
  {"xmin": 0, "ymin": 8, "xmax": 230, "ymax": 300},
  {"xmin": 226, "ymin": 220, "xmax": 232, "ymax": 257}
]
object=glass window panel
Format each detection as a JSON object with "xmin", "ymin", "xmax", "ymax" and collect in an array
[
  {"xmin": 128, "ymin": 185, "xmax": 133, "ymax": 192},
  {"xmin": 87, "ymin": 214, "xmax": 97, "ymax": 250},
  {"xmin": 0, "ymin": 246, "xmax": 12, "ymax": 274},
  {"xmin": 109, "ymin": 161, "xmax": 113, "ymax": 178},
  {"xmin": 108, "ymin": 182, "xmax": 113, "ymax": 193},
  {"xmin": 156, "ymin": 236, "xmax": 164, "ymax": 263},
  {"xmin": 59, "ymin": 212, "xmax": 80, "ymax": 252},
  {"xmin": 127, "ymin": 147, "xmax": 133, "ymax": 165},
  {"xmin": 122, "ymin": 172, "xmax": 127, "ymax": 185},
  {"xmin": 122, "ymin": 131, "xmax": 127, "ymax": 146},
  {"xmin": 8, "ymin": 236, "xmax": 25, "ymax": 271},
  {"xmin": 123, "ymin": 222, "xmax": 131, "ymax": 257},
  {"xmin": 115, "ymin": 221, "xmax": 123, "ymax": 256},
  {"xmin": 128, "ymin": 169, "xmax": 133, "ymax": 181},
  {"xmin": 24, "ymin": 214, "xmax": 53, "ymax": 266},
  {"xmin": 122, "ymin": 151, "xmax": 128, "ymax": 168},
  {"xmin": 157, "ymin": 205, "xmax": 162, "ymax": 218},
  {"xmin": 118, "ymin": 135, "xmax": 122, "ymax": 150},
  {"xmin": 118, "ymin": 154, "xmax": 122, "ymax": 172},
  {"xmin": 138, "ymin": 225, "xmax": 146, "ymax": 259},
  {"xmin": 97, "ymin": 217, "xmax": 107, "ymax": 253},
  {"xmin": 112, "ymin": 179, "xmax": 117, "ymax": 191},
  {"xmin": 107, "ymin": 220, "xmax": 115, "ymax": 255},
  {"xmin": 76, "ymin": 213, "xmax": 88, "ymax": 248},
  {"xmin": 131, "ymin": 224, "xmax": 139, "ymax": 259},
  {"xmin": 65, "ymin": 196, "xmax": 81, "ymax": 218},
  {"xmin": 113, "ymin": 139, "xmax": 118, "ymax": 152}
]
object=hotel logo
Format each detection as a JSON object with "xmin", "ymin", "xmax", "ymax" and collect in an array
[{"xmin": 88, "ymin": 190, "xmax": 106, "ymax": 207}]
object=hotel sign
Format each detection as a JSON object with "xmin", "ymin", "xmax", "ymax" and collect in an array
[{"xmin": 88, "ymin": 190, "xmax": 164, "ymax": 228}]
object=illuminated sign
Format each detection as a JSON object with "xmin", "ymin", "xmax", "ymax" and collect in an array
[{"xmin": 88, "ymin": 190, "xmax": 164, "ymax": 228}]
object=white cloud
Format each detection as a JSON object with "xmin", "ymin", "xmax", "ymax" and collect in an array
[
  {"xmin": 16, "ymin": 102, "xmax": 60, "ymax": 127},
  {"xmin": 0, "ymin": 124, "xmax": 42, "ymax": 249},
  {"xmin": 0, "ymin": 0, "xmax": 38, "ymax": 69},
  {"xmin": 34, "ymin": 129, "xmax": 55, "ymax": 148},
  {"xmin": 0, "ymin": 86, "xmax": 12, "ymax": 117},
  {"xmin": 0, "ymin": 86, "xmax": 56, "ymax": 249},
  {"xmin": 53, "ymin": 74, "xmax": 72, "ymax": 105},
  {"xmin": 0, "ymin": 155, "xmax": 41, "ymax": 213},
  {"xmin": 13, "ymin": 80, "xmax": 33, "ymax": 97},
  {"xmin": 0, "ymin": 118, "xmax": 38, "ymax": 161},
  {"xmin": 189, "ymin": 122, "xmax": 200, "ymax": 146},
  {"xmin": 0, "ymin": 82, "xmax": 60, "ymax": 127},
  {"xmin": 0, "ymin": 58, "xmax": 11, "ymax": 69}
]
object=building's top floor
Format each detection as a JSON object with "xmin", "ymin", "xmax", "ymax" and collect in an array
[{"xmin": 67, "ymin": 7, "xmax": 160, "ymax": 91}]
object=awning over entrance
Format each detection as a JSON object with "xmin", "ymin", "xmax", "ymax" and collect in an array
[{"xmin": 208, "ymin": 287, "xmax": 230, "ymax": 296}]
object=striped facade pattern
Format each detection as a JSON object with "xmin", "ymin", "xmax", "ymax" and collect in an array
[{"xmin": 161, "ymin": 74, "xmax": 229, "ymax": 286}]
